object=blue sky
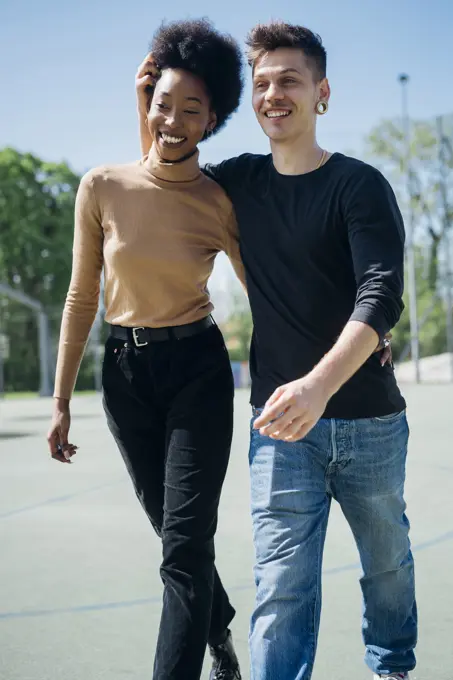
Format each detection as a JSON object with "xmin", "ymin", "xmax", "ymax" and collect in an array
[
  {"xmin": 1, "ymin": 0, "xmax": 452, "ymax": 306},
  {"xmin": 1, "ymin": 0, "xmax": 452, "ymax": 172}
]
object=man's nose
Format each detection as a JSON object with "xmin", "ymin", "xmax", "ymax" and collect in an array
[{"xmin": 265, "ymin": 82, "xmax": 284, "ymax": 101}]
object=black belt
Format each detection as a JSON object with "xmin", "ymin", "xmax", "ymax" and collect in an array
[{"xmin": 110, "ymin": 316, "xmax": 215, "ymax": 347}]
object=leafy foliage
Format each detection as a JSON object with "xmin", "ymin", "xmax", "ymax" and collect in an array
[
  {"xmin": 365, "ymin": 116, "xmax": 453, "ymax": 360},
  {"xmin": 0, "ymin": 148, "xmax": 97, "ymax": 391}
]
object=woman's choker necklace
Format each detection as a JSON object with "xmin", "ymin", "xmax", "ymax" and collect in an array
[
  {"xmin": 158, "ymin": 147, "xmax": 198, "ymax": 165},
  {"xmin": 144, "ymin": 144, "xmax": 201, "ymax": 183}
]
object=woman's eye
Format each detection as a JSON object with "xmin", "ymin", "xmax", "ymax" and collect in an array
[
  {"xmin": 185, "ymin": 110, "xmax": 200, "ymax": 115},
  {"xmin": 156, "ymin": 103, "xmax": 168, "ymax": 110}
]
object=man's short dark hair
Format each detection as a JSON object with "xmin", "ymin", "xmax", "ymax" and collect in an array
[
  {"xmin": 150, "ymin": 18, "xmax": 244, "ymax": 137},
  {"xmin": 246, "ymin": 22, "xmax": 326, "ymax": 82}
]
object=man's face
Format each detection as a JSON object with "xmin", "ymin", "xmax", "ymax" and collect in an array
[{"xmin": 252, "ymin": 48, "xmax": 329, "ymax": 144}]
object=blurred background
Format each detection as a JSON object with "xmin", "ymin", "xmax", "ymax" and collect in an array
[
  {"xmin": 1, "ymin": 3, "xmax": 453, "ymax": 680},
  {"xmin": 1, "ymin": 0, "xmax": 452, "ymax": 395}
]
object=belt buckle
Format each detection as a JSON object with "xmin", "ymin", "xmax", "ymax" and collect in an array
[{"xmin": 132, "ymin": 327, "xmax": 148, "ymax": 347}]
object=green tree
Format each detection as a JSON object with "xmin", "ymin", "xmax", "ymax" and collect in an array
[
  {"xmin": 222, "ymin": 290, "xmax": 253, "ymax": 362},
  {"xmin": 365, "ymin": 118, "xmax": 453, "ymax": 360},
  {"xmin": 366, "ymin": 118, "xmax": 447, "ymax": 288},
  {"xmin": 390, "ymin": 248, "xmax": 448, "ymax": 360},
  {"xmin": 0, "ymin": 148, "xmax": 93, "ymax": 391}
]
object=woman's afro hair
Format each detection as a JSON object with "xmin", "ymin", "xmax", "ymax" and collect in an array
[{"xmin": 150, "ymin": 18, "xmax": 244, "ymax": 137}]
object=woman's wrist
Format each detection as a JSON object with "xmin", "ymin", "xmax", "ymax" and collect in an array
[{"xmin": 54, "ymin": 397, "xmax": 70, "ymax": 412}]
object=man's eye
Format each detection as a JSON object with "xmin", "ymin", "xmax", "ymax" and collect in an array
[
  {"xmin": 185, "ymin": 110, "xmax": 200, "ymax": 115},
  {"xmin": 283, "ymin": 78, "xmax": 296, "ymax": 85},
  {"xmin": 254, "ymin": 82, "xmax": 266, "ymax": 90}
]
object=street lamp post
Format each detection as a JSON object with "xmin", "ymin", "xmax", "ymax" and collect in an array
[
  {"xmin": 398, "ymin": 73, "xmax": 420, "ymax": 383},
  {"xmin": 436, "ymin": 115, "xmax": 453, "ymax": 382}
]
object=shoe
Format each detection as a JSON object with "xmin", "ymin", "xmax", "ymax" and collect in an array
[
  {"xmin": 209, "ymin": 629, "xmax": 241, "ymax": 680},
  {"xmin": 373, "ymin": 674, "xmax": 410, "ymax": 679}
]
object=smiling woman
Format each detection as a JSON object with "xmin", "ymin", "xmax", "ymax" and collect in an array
[
  {"xmin": 138, "ymin": 18, "xmax": 244, "ymax": 161},
  {"xmin": 149, "ymin": 69, "xmax": 215, "ymax": 161},
  {"xmin": 150, "ymin": 19, "xmax": 243, "ymax": 135},
  {"xmin": 48, "ymin": 18, "xmax": 245, "ymax": 680}
]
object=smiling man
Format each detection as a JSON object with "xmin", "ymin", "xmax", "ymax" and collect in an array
[{"xmin": 136, "ymin": 21, "xmax": 417, "ymax": 680}]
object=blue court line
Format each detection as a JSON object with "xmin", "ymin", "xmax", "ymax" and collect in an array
[
  {"xmin": 323, "ymin": 529, "xmax": 453, "ymax": 575},
  {"xmin": 0, "ymin": 479, "xmax": 125, "ymax": 519},
  {"xmin": 0, "ymin": 597, "xmax": 160, "ymax": 620},
  {"xmin": 1, "ymin": 528, "xmax": 452, "ymax": 622}
]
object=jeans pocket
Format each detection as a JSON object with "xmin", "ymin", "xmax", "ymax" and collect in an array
[
  {"xmin": 373, "ymin": 410, "xmax": 405, "ymax": 423},
  {"xmin": 102, "ymin": 338, "xmax": 120, "ymax": 383},
  {"xmin": 103, "ymin": 338, "xmax": 134, "ymax": 382},
  {"xmin": 116, "ymin": 346, "xmax": 126, "ymax": 365},
  {"xmin": 118, "ymin": 345, "xmax": 134, "ymax": 381},
  {"xmin": 252, "ymin": 406, "xmax": 264, "ymax": 417}
]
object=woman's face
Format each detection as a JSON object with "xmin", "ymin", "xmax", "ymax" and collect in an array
[{"xmin": 148, "ymin": 68, "xmax": 216, "ymax": 161}]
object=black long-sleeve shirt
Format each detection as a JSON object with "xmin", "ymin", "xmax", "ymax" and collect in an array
[{"xmin": 205, "ymin": 152, "xmax": 406, "ymax": 418}]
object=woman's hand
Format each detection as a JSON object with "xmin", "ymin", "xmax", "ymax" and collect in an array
[
  {"xmin": 377, "ymin": 332, "xmax": 393, "ymax": 367},
  {"xmin": 135, "ymin": 53, "xmax": 160, "ymax": 118},
  {"xmin": 47, "ymin": 399, "xmax": 78, "ymax": 463}
]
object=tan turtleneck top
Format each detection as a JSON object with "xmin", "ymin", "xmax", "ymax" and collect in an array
[{"xmin": 54, "ymin": 148, "xmax": 246, "ymax": 400}]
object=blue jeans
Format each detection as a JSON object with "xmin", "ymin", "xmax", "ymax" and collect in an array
[{"xmin": 249, "ymin": 409, "xmax": 417, "ymax": 680}]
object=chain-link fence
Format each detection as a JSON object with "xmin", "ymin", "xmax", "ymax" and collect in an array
[{"xmin": 0, "ymin": 297, "xmax": 107, "ymax": 396}]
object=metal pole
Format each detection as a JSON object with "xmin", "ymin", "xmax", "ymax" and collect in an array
[
  {"xmin": 397, "ymin": 290, "xmax": 440, "ymax": 364},
  {"xmin": 436, "ymin": 116, "xmax": 453, "ymax": 381},
  {"xmin": 38, "ymin": 310, "xmax": 53, "ymax": 396},
  {"xmin": 91, "ymin": 312, "xmax": 102, "ymax": 393},
  {"xmin": 0, "ymin": 310, "xmax": 4, "ymax": 398},
  {"xmin": 0, "ymin": 283, "xmax": 54, "ymax": 397},
  {"xmin": 398, "ymin": 74, "xmax": 420, "ymax": 382},
  {"xmin": 90, "ymin": 271, "xmax": 105, "ymax": 393},
  {"xmin": 444, "ymin": 237, "xmax": 453, "ymax": 382},
  {"xmin": 0, "ymin": 342, "xmax": 4, "ymax": 398}
]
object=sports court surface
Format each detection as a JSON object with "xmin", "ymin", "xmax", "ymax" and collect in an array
[{"xmin": 1, "ymin": 385, "xmax": 452, "ymax": 679}]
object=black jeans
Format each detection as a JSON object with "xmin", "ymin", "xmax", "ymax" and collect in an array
[{"xmin": 102, "ymin": 322, "xmax": 236, "ymax": 680}]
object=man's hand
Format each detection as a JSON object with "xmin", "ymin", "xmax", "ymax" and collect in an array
[
  {"xmin": 254, "ymin": 321, "xmax": 393, "ymax": 443},
  {"xmin": 135, "ymin": 53, "xmax": 160, "ymax": 117},
  {"xmin": 47, "ymin": 399, "xmax": 78, "ymax": 464},
  {"xmin": 253, "ymin": 376, "xmax": 330, "ymax": 443}
]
